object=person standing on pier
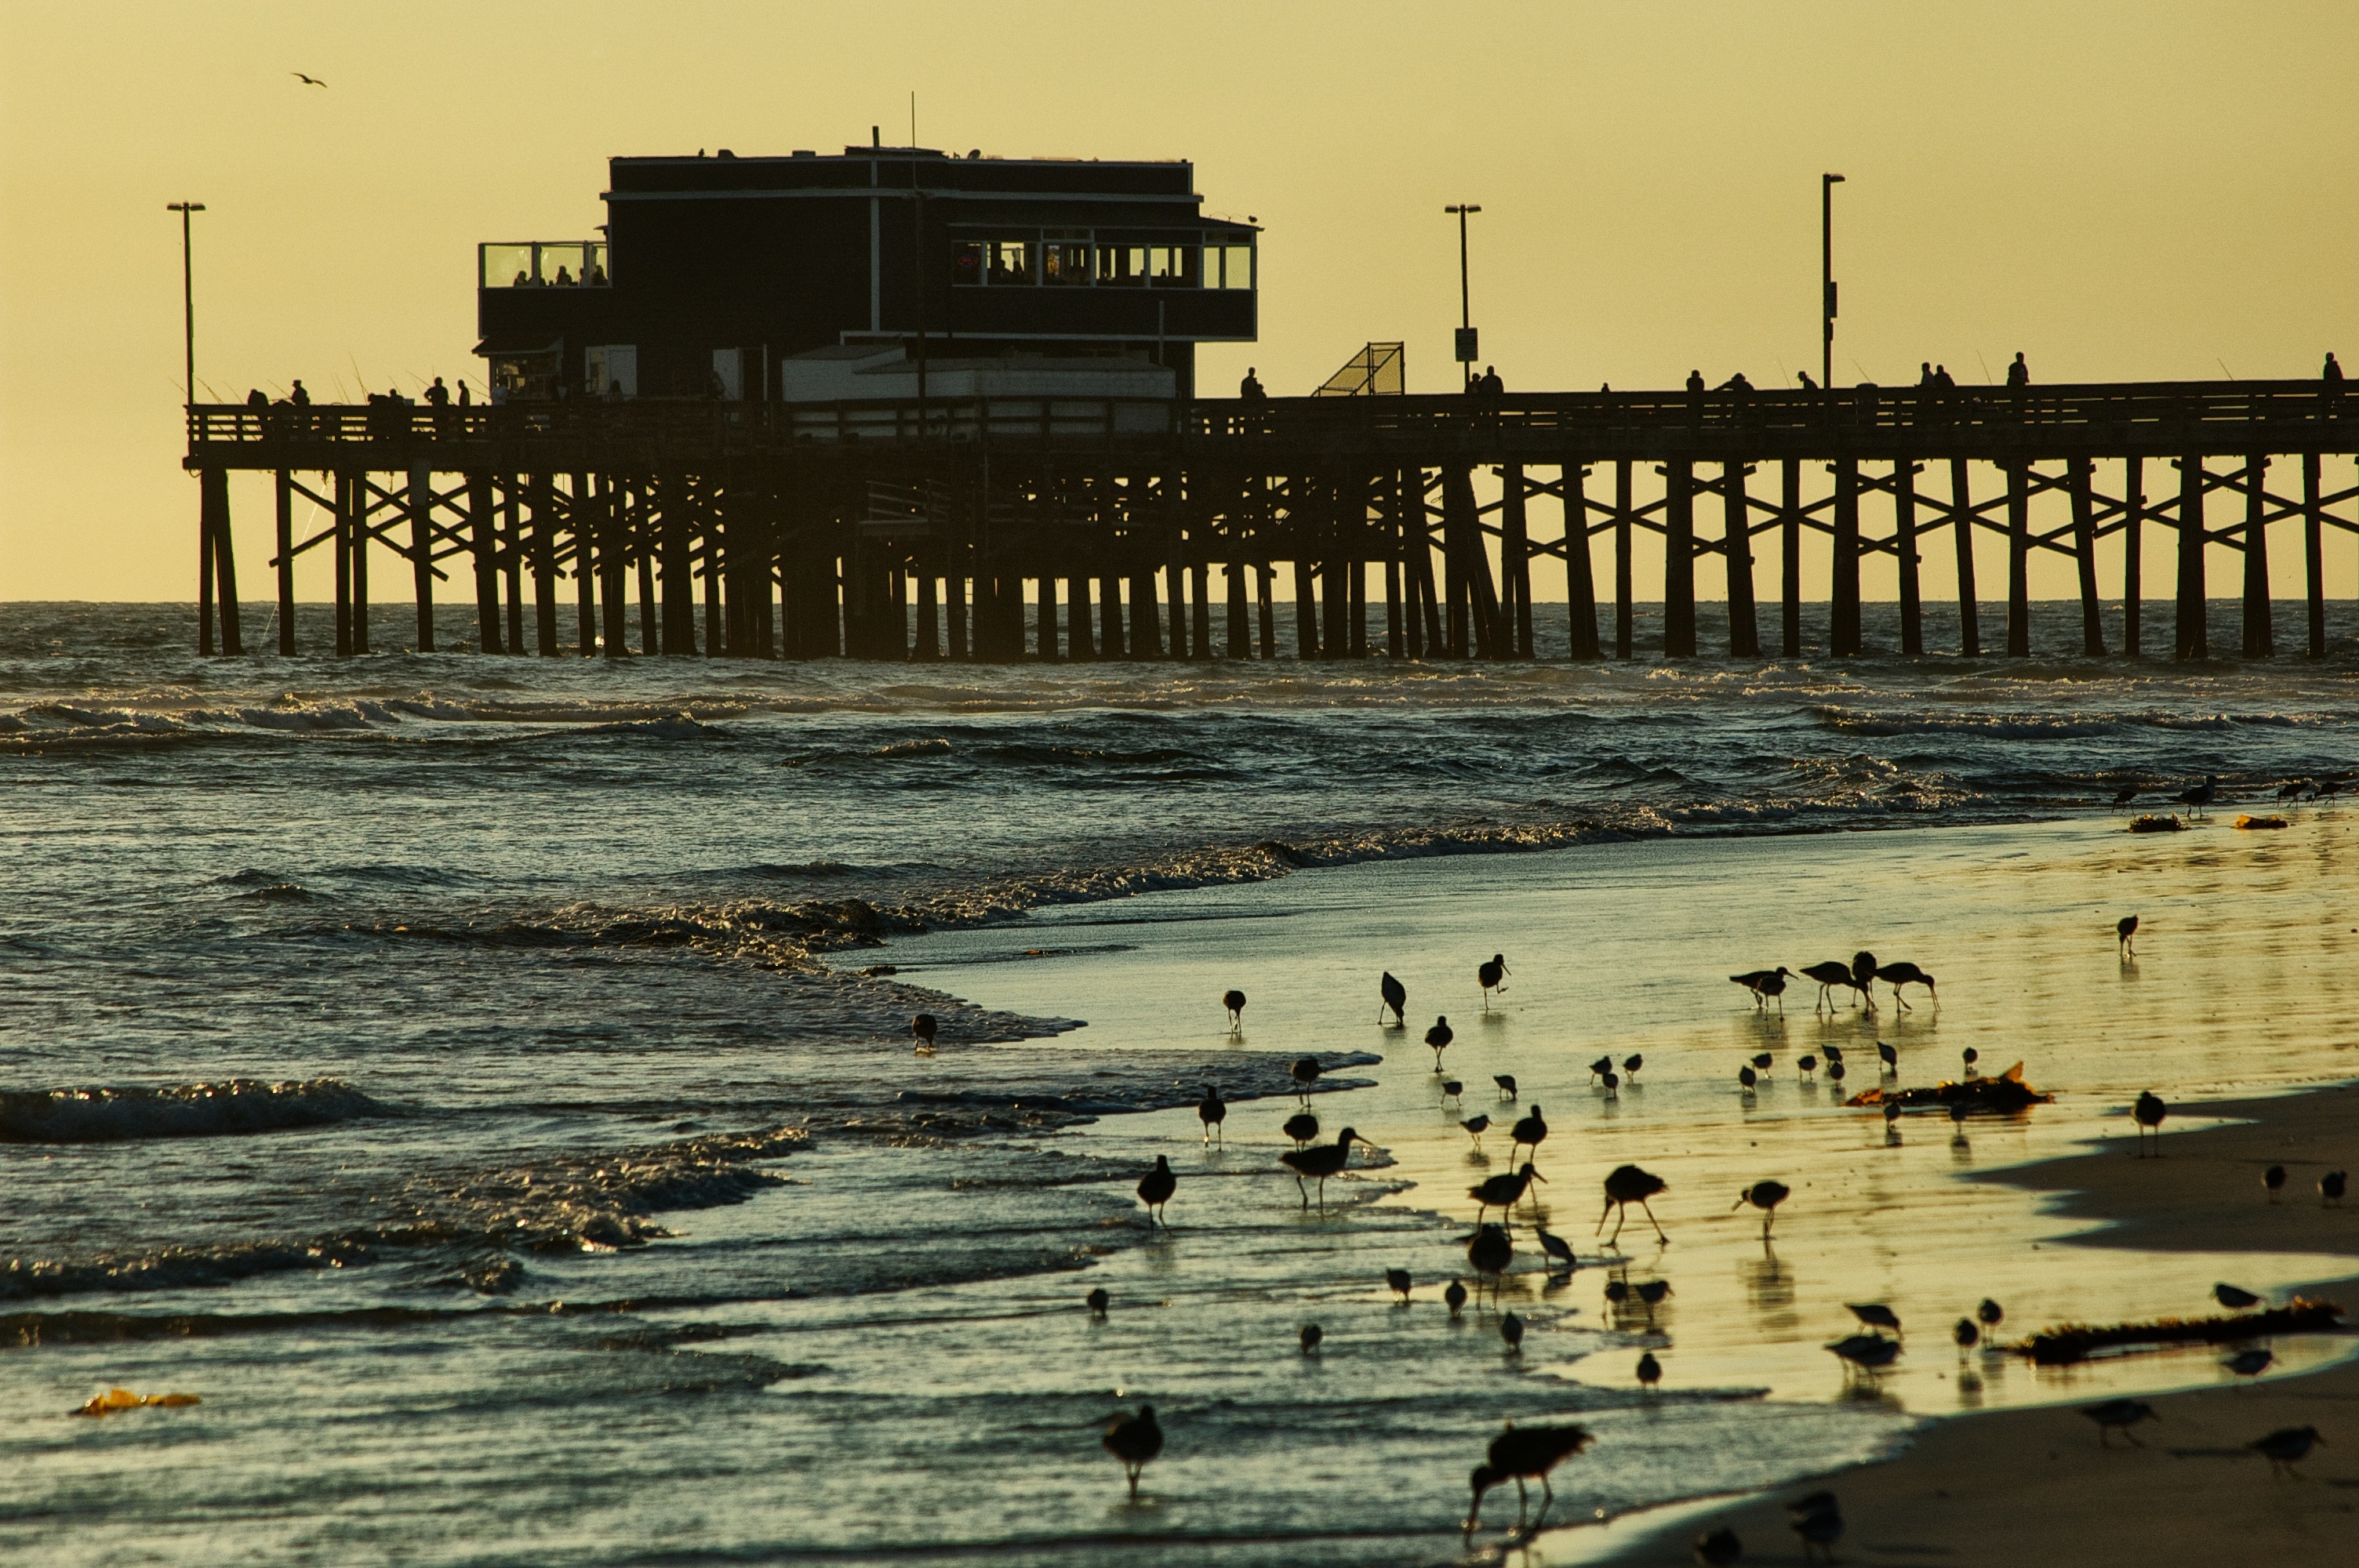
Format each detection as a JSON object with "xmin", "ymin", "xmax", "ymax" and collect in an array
[
  {"xmin": 1478, "ymin": 365, "xmax": 1503, "ymax": 396},
  {"xmin": 426, "ymin": 376, "xmax": 452, "ymax": 437},
  {"xmin": 2007, "ymin": 351, "xmax": 2030, "ymax": 386},
  {"xmin": 2327, "ymin": 352, "xmax": 2344, "ymax": 411}
]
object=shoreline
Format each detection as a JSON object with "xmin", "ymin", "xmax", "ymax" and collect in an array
[{"xmin": 1586, "ymin": 1083, "xmax": 2359, "ymax": 1566}]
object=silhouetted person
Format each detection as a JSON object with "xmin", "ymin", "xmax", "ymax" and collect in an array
[
  {"xmin": 289, "ymin": 379, "xmax": 310, "ymax": 406},
  {"xmin": 1686, "ymin": 369, "xmax": 1706, "ymax": 394},
  {"xmin": 2327, "ymin": 352, "xmax": 2344, "ymax": 408},
  {"xmin": 246, "ymin": 387, "xmax": 267, "ymax": 408},
  {"xmin": 554, "ymin": 266, "xmax": 575, "ymax": 286},
  {"xmin": 512, "ymin": 269, "xmax": 531, "ymax": 287},
  {"xmin": 587, "ymin": 263, "xmax": 607, "ymax": 285},
  {"xmin": 1718, "ymin": 372, "xmax": 1754, "ymax": 393},
  {"xmin": 1918, "ymin": 361, "xmax": 1936, "ymax": 386},
  {"xmin": 1934, "ymin": 365, "xmax": 1955, "ymax": 388},
  {"xmin": 456, "ymin": 381, "xmax": 470, "ymax": 405},
  {"xmin": 1239, "ymin": 367, "xmax": 1266, "ymax": 401},
  {"xmin": 1796, "ymin": 370, "xmax": 1818, "ymax": 390},
  {"xmin": 2007, "ymin": 351, "xmax": 2030, "ymax": 387},
  {"xmin": 1478, "ymin": 365, "xmax": 1503, "ymax": 396},
  {"xmin": 425, "ymin": 377, "xmax": 449, "ymax": 406}
]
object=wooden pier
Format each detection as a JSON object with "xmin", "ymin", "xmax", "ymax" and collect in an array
[{"xmin": 184, "ymin": 379, "xmax": 2357, "ymax": 662}]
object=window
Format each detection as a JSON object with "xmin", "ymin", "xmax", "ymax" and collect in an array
[
  {"xmin": 478, "ymin": 241, "xmax": 609, "ymax": 289},
  {"xmin": 1210, "ymin": 244, "xmax": 1253, "ymax": 290},
  {"xmin": 990, "ymin": 240, "xmax": 1033, "ymax": 285},
  {"xmin": 949, "ymin": 232, "xmax": 1250, "ymax": 289},
  {"xmin": 1042, "ymin": 239, "xmax": 1092, "ymax": 285},
  {"xmin": 1147, "ymin": 246, "xmax": 1197, "ymax": 288}
]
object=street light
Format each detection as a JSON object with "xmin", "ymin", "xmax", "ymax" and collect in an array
[
  {"xmin": 1820, "ymin": 174, "xmax": 1844, "ymax": 392},
  {"xmin": 166, "ymin": 201, "xmax": 205, "ymax": 407},
  {"xmin": 1445, "ymin": 203, "xmax": 1481, "ymax": 387}
]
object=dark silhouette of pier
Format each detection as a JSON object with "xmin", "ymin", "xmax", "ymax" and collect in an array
[{"xmin": 183, "ymin": 379, "xmax": 2356, "ymax": 662}]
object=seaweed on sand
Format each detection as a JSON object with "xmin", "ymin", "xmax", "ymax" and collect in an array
[{"xmin": 2019, "ymin": 1298, "xmax": 2344, "ymax": 1366}]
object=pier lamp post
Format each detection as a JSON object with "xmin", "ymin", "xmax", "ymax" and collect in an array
[
  {"xmin": 1445, "ymin": 203, "xmax": 1481, "ymax": 388},
  {"xmin": 166, "ymin": 201, "xmax": 205, "ymax": 409},
  {"xmin": 1820, "ymin": 174, "xmax": 1844, "ymax": 392}
]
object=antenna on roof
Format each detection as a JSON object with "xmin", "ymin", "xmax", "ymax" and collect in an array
[{"xmin": 910, "ymin": 91, "xmax": 917, "ymax": 148}]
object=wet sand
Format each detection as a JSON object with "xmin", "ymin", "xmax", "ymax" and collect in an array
[{"xmin": 1594, "ymin": 1084, "xmax": 2359, "ymax": 1566}]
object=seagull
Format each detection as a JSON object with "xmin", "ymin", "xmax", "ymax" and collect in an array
[
  {"xmin": 1379, "ymin": 971, "xmax": 1407, "ymax": 1025},
  {"xmin": 1735, "ymin": 1180, "xmax": 1790, "ymax": 1236},
  {"xmin": 2223, "ymin": 1348, "xmax": 2276, "ymax": 1385},
  {"xmin": 1299, "ymin": 1323, "xmax": 1323, "ymax": 1355},
  {"xmin": 1500, "ymin": 1311, "xmax": 1525, "ymax": 1352},
  {"xmin": 1282, "ymin": 1110, "xmax": 1320, "ymax": 1148},
  {"xmin": 2177, "ymin": 775, "xmax": 2218, "ymax": 815},
  {"xmin": 1598, "ymin": 1164, "xmax": 1669, "ymax": 1244},
  {"xmin": 1136, "ymin": 1156, "xmax": 1176, "ymax": 1225},
  {"xmin": 1731, "ymin": 966, "xmax": 1793, "ymax": 1012},
  {"xmin": 291, "ymin": 71, "xmax": 328, "ymax": 87},
  {"xmin": 1459, "ymin": 1113, "xmax": 1491, "ymax": 1147},
  {"xmin": 1278, "ymin": 1127, "xmax": 1361, "ymax": 1210},
  {"xmin": 1533, "ymin": 1225, "xmax": 1576, "ymax": 1272},
  {"xmin": 1494, "ymin": 1073, "xmax": 1518, "ymax": 1100},
  {"xmin": 2117, "ymin": 914, "xmax": 2139, "ymax": 956},
  {"xmin": 1445, "ymin": 1278, "xmax": 1468, "ymax": 1316},
  {"xmin": 2133, "ymin": 1091, "xmax": 2167, "ymax": 1155},
  {"xmin": 911, "ymin": 1012, "xmax": 939, "ymax": 1051},
  {"xmin": 1478, "ymin": 953, "xmax": 1510, "ymax": 1008},
  {"xmin": 1290, "ymin": 1057, "xmax": 1322, "ymax": 1103},
  {"xmin": 1387, "ymin": 1268, "xmax": 1412, "ymax": 1302},
  {"xmin": 1637, "ymin": 1350, "xmax": 1662, "ymax": 1388},
  {"xmin": 2324, "ymin": 1170, "xmax": 2348, "ymax": 1207},
  {"xmin": 1508, "ymin": 1105, "xmax": 1547, "ymax": 1163},
  {"xmin": 2084, "ymin": 1398, "xmax": 2157, "ymax": 1446},
  {"xmin": 1846, "ymin": 1303, "xmax": 1903, "ymax": 1334},
  {"xmin": 2264, "ymin": 1164, "xmax": 2286, "ymax": 1202},
  {"xmin": 1426, "ymin": 1016, "xmax": 1455, "ymax": 1070},
  {"xmin": 2251, "ymin": 1425, "xmax": 2324, "ymax": 1478},
  {"xmin": 1878, "ymin": 960, "xmax": 1936, "ymax": 1010},
  {"xmin": 1470, "ymin": 1163, "xmax": 1545, "ymax": 1225},
  {"xmin": 1102, "ymin": 1405, "xmax": 1162, "ymax": 1499},
  {"xmin": 1086, "ymin": 1286, "xmax": 1109, "ymax": 1316},
  {"xmin": 1197, "ymin": 1084, "xmax": 1227, "ymax": 1146},
  {"xmin": 1223, "ymin": 989, "xmax": 1246, "ymax": 1029},
  {"xmin": 1801, "ymin": 960, "xmax": 1862, "ymax": 1011},
  {"xmin": 2213, "ymin": 1283, "xmax": 2262, "ymax": 1310},
  {"xmin": 1465, "ymin": 1421, "xmax": 1593, "ymax": 1536}
]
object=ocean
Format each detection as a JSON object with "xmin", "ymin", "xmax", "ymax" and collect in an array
[{"xmin": 3, "ymin": 598, "xmax": 2354, "ymax": 1566}]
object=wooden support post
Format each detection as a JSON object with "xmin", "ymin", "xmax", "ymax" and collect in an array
[
  {"xmin": 1723, "ymin": 460, "xmax": 1758, "ymax": 657},
  {"xmin": 1256, "ymin": 562, "xmax": 1277, "ymax": 659},
  {"xmin": 1893, "ymin": 460, "xmax": 1921, "ymax": 657},
  {"xmin": 1383, "ymin": 543, "xmax": 1405, "ymax": 660},
  {"xmin": 205, "ymin": 468, "xmax": 242, "ymax": 655},
  {"xmin": 503, "ymin": 477, "xmax": 524, "ymax": 655},
  {"xmin": 2241, "ymin": 455, "xmax": 2273, "ymax": 658},
  {"xmin": 1780, "ymin": 458, "xmax": 1802, "ymax": 657},
  {"xmin": 1562, "ymin": 460, "xmax": 1600, "ymax": 659},
  {"xmin": 1165, "ymin": 538, "xmax": 1189, "ymax": 659},
  {"xmin": 1294, "ymin": 552, "xmax": 1319, "ymax": 659},
  {"xmin": 351, "ymin": 473, "xmax": 370, "ymax": 654},
  {"xmin": 532, "ymin": 473, "xmax": 556, "ymax": 656},
  {"xmin": 576, "ymin": 474, "xmax": 598, "ymax": 656},
  {"xmin": 1192, "ymin": 562, "xmax": 1212, "ymax": 659},
  {"xmin": 1950, "ymin": 458, "xmax": 1979, "ymax": 657},
  {"xmin": 1405, "ymin": 469, "xmax": 1442, "ymax": 655},
  {"xmin": 2175, "ymin": 455, "xmax": 2208, "ymax": 659},
  {"xmin": 2070, "ymin": 457, "xmax": 2106, "ymax": 656},
  {"xmin": 1227, "ymin": 559, "xmax": 1250, "ymax": 658},
  {"xmin": 1038, "ymin": 573, "xmax": 1059, "ymax": 659},
  {"xmin": 1350, "ymin": 559, "xmax": 1369, "ymax": 658},
  {"xmin": 880, "ymin": 561, "xmax": 900, "ymax": 661},
  {"xmin": 1502, "ymin": 464, "xmax": 1534, "ymax": 657},
  {"xmin": 274, "ymin": 470, "xmax": 297, "ymax": 655},
  {"xmin": 471, "ymin": 471, "xmax": 502, "ymax": 655},
  {"xmin": 1398, "ymin": 474, "xmax": 1422, "ymax": 660},
  {"xmin": 601, "ymin": 478, "xmax": 628, "ymax": 658},
  {"xmin": 2121, "ymin": 456, "xmax": 2143, "ymax": 657},
  {"xmin": 1662, "ymin": 459, "xmax": 1696, "ymax": 658},
  {"xmin": 916, "ymin": 566, "xmax": 940, "ymax": 660},
  {"xmin": 1830, "ymin": 459, "xmax": 1859, "ymax": 655},
  {"xmin": 197, "ymin": 470, "xmax": 215, "ymax": 655},
  {"xmin": 1129, "ymin": 564, "xmax": 1161, "ymax": 659},
  {"xmin": 398, "ymin": 463, "xmax": 427, "ymax": 652},
  {"xmin": 946, "ymin": 543, "xmax": 969, "ymax": 661},
  {"xmin": 2303, "ymin": 452, "xmax": 2324, "ymax": 658},
  {"xmin": 1067, "ymin": 574, "xmax": 1095, "ymax": 659},
  {"xmin": 2005, "ymin": 460, "xmax": 2030, "ymax": 657},
  {"xmin": 701, "ymin": 495, "xmax": 724, "ymax": 657},
  {"xmin": 1099, "ymin": 570, "xmax": 1124, "ymax": 659},
  {"xmin": 333, "ymin": 469, "xmax": 352, "ymax": 657},
  {"xmin": 1323, "ymin": 546, "xmax": 1347, "ymax": 659},
  {"xmin": 1614, "ymin": 459, "xmax": 1634, "ymax": 659},
  {"xmin": 637, "ymin": 506, "xmax": 658, "ymax": 656}
]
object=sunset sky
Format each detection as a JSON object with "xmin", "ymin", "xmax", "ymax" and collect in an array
[{"xmin": 4, "ymin": 1, "xmax": 2354, "ymax": 601}]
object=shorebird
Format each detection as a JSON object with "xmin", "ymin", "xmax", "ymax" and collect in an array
[
  {"xmin": 1826, "ymin": 1334, "xmax": 1900, "ymax": 1379},
  {"xmin": 2084, "ymin": 1399, "xmax": 2157, "ymax": 1447},
  {"xmin": 2263, "ymin": 1164, "xmax": 2287, "ymax": 1202},
  {"xmin": 1223, "ymin": 989, "xmax": 1246, "ymax": 1029},
  {"xmin": 1790, "ymin": 1493, "xmax": 1845, "ymax": 1564},
  {"xmin": 1136, "ymin": 1156, "xmax": 1176, "ymax": 1225},
  {"xmin": 1534, "ymin": 1225, "xmax": 1576, "ymax": 1272},
  {"xmin": 2213, "ymin": 1283, "xmax": 2262, "ymax": 1310},
  {"xmin": 1961, "ymin": 1047, "xmax": 1979, "ymax": 1075},
  {"xmin": 1282, "ymin": 1110, "xmax": 1320, "ymax": 1148},
  {"xmin": 2251, "ymin": 1425, "xmax": 2324, "ymax": 1478},
  {"xmin": 1445, "ymin": 1278, "xmax": 1468, "ymax": 1315},
  {"xmin": 2277, "ymin": 779, "xmax": 2309, "ymax": 800},
  {"xmin": 1732, "ymin": 966, "xmax": 1793, "ymax": 1012},
  {"xmin": 1494, "ymin": 1073, "xmax": 1519, "ymax": 1100},
  {"xmin": 2133, "ymin": 1090, "xmax": 2167, "ymax": 1155},
  {"xmin": 1603, "ymin": 1278, "xmax": 1630, "ymax": 1307},
  {"xmin": 1459, "ymin": 1114, "xmax": 1491, "ymax": 1147},
  {"xmin": 1823, "ymin": 1044, "xmax": 1845, "ymax": 1065},
  {"xmin": 1299, "ymin": 1323, "xmax": 1323, "ymax": 1355},
  {"xmin": 2177, "ymin": 775, "xmax": 2218, "ymax": 815},
  {"xmin": 1750, "ymin": 1051, "xmax": 1774, "ymax": 1076},
  {"xmin": 1637, "ymin": 1279, "xmax": 1672, "ymax": 1313},
  {"xmin": 1197, "ymin": 1084, "xmax": 1227, "ymax": 1146},
  {"xmin": 1465, "ymin": 1422, "xmax": 1593, "ymax": 1535},
  {"xmin": 1387, "ymin": 1268, "xmax": 1412, "ymax": 1302},
  {"xmin": 1470, "ymin": 1163, "xmax": 1545, "ymax": 1224},
  {"xmin": 1279, "ymin": 1128, "xmax": 1361, "ymax": 1210},
  {"xmin": 1826, "ymin": 1058, "xmax": 1848, "ymax": 1086},
  {"xmin": 1426, "ymin": 1016, "xmax": 1455, "ymax": 1071},
  {"xmin": 1852, "ymin": 951, "xmax": 1880, "ymax": 1010},
  {"xmin": 1467, "ymin": 1223, "xmax": 1514, "ymax": 1294},
  {"xmin": 2117, "ymin": 914, "xmax": 2139, "ymax": 956},
  {"xmin": 2324, "ymin": 1170, "xmax": 2348, "ymax": 1207},
  {"xmin": 1441, "ymin": 1079, "xmax": 1464, "ymax": 1105},
  {"xmin": 1598, "ymin": 1164, "xmax": 1669, "ymax": 1244},
  {"xmin": 1509, "ymin": 1105, "xmax": 1548, "ymax": 1162},
  {"xmin": 1735, "ymin": 1180, "xmax": 1790, "ymax": 1236},
  {"xmin": 1588, "ymin": 1054, "xmax": 1615, "ymax": 1085},
  {"xmin": 1478, "ymin": 953, "xmax": 1510, "ymax": 1008},
  {"xmin": 1500, "ymin": 1311, "xmax": 1525, "ymax": 1352},
  {"xmin": 1801, "ymin": 960, "xmax": 1861, "ymax": 1011},
  {"xmin": 1637, "ymin": 1350, "xmax": 1662, "ymax": 1389},
  {"xmin": 1977, "ymin": 1298, "xmax": 2005, "ymax": 1330},
  {"xmin": 1878, "ymin": 960, "xmax": 1936, "ymax": 1010},
  {"xmin": 1738, "ymin": 1065, "xmax": 1757, "ymax": 1093},
  {"xmin": 1103, "ymin": 1406, "xmax": 1162, "ymax": 1499},
  {"xmin": 1601, "ymin": 1070, "xmax": 1620, "ymax": 1099},
  {"xmin": 1876, "ymin": 1040, "xmax": 1898, "ymax": 1073},
  {"xmin": 1884, "ymin": 1100, "xmax": 1903, "ymax": 1137},
  {"xmin": 2112, "ymin": 784, "xmax": 2141, "ymax": 807},
  {"xmin": 1797, "ymin": 1054, "xmax": 1819, "ymax": 1079},
  {"xmin": 1086, "ymin": 1287, "xmax": 1109, "ymax": 1316},
  {"xmin": 1290, "ymin": 1057, "xmax": 1322, "ymax": 1103},
  {"xmin": 1954, "ymin": 1317, "xmax": 1979, "ymax": 1351},
  {"xmin": 911, "ymin": 1013, "xmax": 939, "ymax": 1051},
  {"xmin": 2223, "ymin": 1348, "xmax": 2275, "ymax": 1385},
  {"xmin": 1623, "ymin": 1054, "xmax": 1644, "ymax": 1081},
  {"xmin": 1846, "ymin": 1303, "xmax": 1903, "ymax": 1334},
  {"xmin": 1379, "ymin": 971, "xmax": 1408, "ymax": 1025},
  {"xmin": 1695, "ymin": 1526, "xmax": 1743, "ymax": 1566}
]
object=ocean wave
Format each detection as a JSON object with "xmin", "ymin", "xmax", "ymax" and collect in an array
[{"xmin": 0, "ymin": 1079, "xmax": 394, "ymax": 1144}]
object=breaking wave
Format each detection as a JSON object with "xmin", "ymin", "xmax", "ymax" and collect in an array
[{"xmin": 0, "ymin": 1079, "xmax": 394, "ymax": 1144}]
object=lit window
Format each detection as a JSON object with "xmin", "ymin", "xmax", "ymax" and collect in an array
[{"xmin": 1043, "ymin": 241, "xmax": 1092, "ymax": 285}]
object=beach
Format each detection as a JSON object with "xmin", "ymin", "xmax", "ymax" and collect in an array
[{"xmin": 1596, "ymin": 1085, "xmax": 2359, "ymax": 1566}]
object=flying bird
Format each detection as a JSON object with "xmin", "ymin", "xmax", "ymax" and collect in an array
[{"xmin": 292, "ymin": 71, "xmax": 328, "ymax": 87}]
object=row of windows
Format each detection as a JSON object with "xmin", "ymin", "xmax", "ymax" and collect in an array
[
  {"xmin": 952, "ymin": 239, "xmax": 1254, "ymax": 289},
  {"xmin": 480, "ymin": 242, "xmax": 610, "ymax": 289}
]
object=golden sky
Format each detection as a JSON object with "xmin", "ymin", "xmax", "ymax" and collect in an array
[{"xmin": 3, "ymin": 1, "xmax": 2354, "ymax": 602}]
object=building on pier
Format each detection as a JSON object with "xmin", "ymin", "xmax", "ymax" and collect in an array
[{"xmin": 475, "ymin": 140, "xmax": 1258, "ymax": 404}]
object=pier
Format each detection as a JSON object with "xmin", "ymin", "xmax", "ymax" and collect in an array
[{"xmin": 184, "ymin": 379, "xmax": 2357, "ymax": 662}]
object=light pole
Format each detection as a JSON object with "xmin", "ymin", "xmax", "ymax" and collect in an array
[
  {"xmin": 1820, "ymin": 174, "xmax": 1844, "ymax": 391},
  {"xmin": 1445, "ymin": 202, "xmax": 1481, "ymax": 387},
  {"xmin": 166, "ymin": 201, "xmax": 205, "ymax": 408}
]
